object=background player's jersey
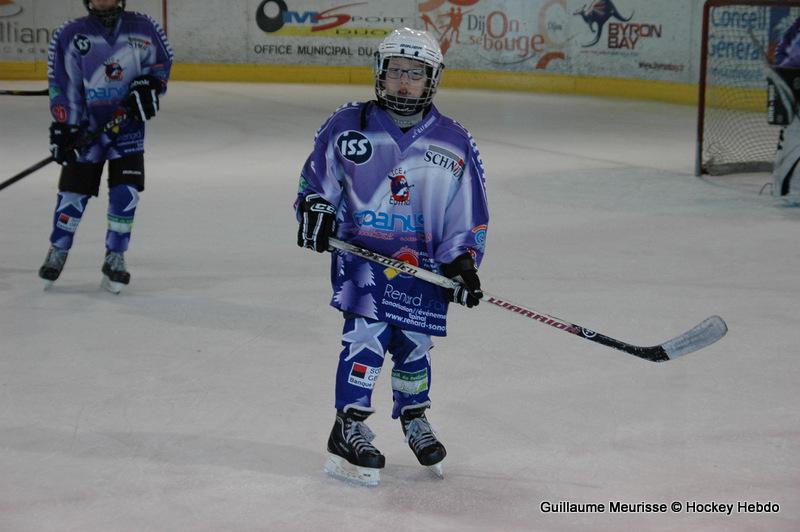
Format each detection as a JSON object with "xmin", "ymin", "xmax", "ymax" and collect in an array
[
  {"xmin": 48, "ymin": 12, "xmax": 173, "ymax": 162},
  {"xmin": 296, "ymin": 102, "xmax": 489, "ymax": 336},
  {"xmin": 777, "ymin": 17, "xmax": 800, "ymax": 67}
]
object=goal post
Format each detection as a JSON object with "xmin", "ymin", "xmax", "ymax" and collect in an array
[{"xmin": 695, "ymin": 0, "xmax": 800, "ymax": 176}]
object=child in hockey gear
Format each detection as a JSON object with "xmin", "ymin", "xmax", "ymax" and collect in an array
[
  {"xmin": 295, "ymin": 28, "xmax": 489, "ymax": 485},
  {"xmin": 400, "ymin": 405, "xmax": 446, "ymax": 478},
  {"xmin": 39, "ymin": 0, "xmax": 172, "ymax": 292},
  {"xmin": 324, "ymin": 407, "xmax": 386, "ymax": 486}
]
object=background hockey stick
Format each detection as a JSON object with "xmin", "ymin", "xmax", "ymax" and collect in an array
[
  {"xmin": 0, "ymin": 88, "xmax": 49, "ymax": 96},
  {"xmin": 0, "ymin": 110, "xmax": 129, "ymax": 192},
  {"xmin": 328, "ymin": 238, "xmax": 728, "ymax": 362}
]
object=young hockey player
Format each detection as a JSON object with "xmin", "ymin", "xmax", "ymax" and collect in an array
[
  {"xmin": 772, "ymin": 15, "xmax": 800, "ymax": 200},
  {"xmin": 39, "ymin": 0, "xmax": 173, "ymax": 292},
  {"xmin": 295, "ymin": 28, "xmax": 489, "ymax": 486}
]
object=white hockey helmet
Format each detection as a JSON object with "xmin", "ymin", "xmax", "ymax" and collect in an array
[{"xmin": 374, "ymin": 28, "xmax": 445, "ymax": 115}]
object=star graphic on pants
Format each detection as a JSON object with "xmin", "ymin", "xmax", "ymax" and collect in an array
[
  {"xmin": 56, "ymin": 192, "xmax": 87, "ymax": 213},
  {"xmin": 343, "ymin": 318, "xmax": 388, "ymax": 361},
  {"xmin": 402, "ymin": 330, "xmax": 433, "ymax": 364},
  {"xmin": 122, "ymin": 186, "xmax": 140, "ymax": 212}
]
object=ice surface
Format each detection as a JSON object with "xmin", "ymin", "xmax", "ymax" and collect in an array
[{"xmin": 1, "ymin": 81, "xmax": 798, "ymax": 531}]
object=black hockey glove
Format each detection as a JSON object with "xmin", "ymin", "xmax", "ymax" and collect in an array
[
  {"xmin": 297, "ymin": 193, "xmax": 336, "ymax": 253},
  {"xmin": 49, "ymin": 122, "xmax": 82, "ymax": 166},
  {"xmin": 441, "ymin": 253, "xmax": 483, "ymax": 308},
  {"xmin": 126, "ymin": 75, "xmax": 161, "ymax": 121}
]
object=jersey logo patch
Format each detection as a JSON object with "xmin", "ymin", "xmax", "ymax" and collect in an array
[
  {"xmin": 104, "ymin": 61, "xmax": 124, "ymax": 81},
  {"xmin": 388, "ymin": 169, "xmax": 413, "ymax": 205},
  {"xmin": 73, "ymin": 34, "xmax": 91, "ymax": 55},
  {"xmin": 425, "ymin": 145, "xmax": 465, "ymax": 178},
  {"xmin": 337, "ymin": 131, "xmax": 373, "ymax": 164}
]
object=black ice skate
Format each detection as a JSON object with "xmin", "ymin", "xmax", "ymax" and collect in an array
[
  {"xmin": 324, "ymin": 407, "xmax": 385, "ymax": 486},
  {"xmin": 39, "ymin": 246, "xmax": 69, "ymax": 289},
  {"xmin": 101, "ymin": 251, "xmax": 130, "ymax": 294},
  {"xmin": 400, "ymin": 405, "xmax": 446, "ymax": 479}
]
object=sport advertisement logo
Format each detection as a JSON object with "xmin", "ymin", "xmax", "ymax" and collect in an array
[
  {"xmin": 570, "ymin": 1, "xmax": 690, "ymax": 80},
  {"xmin": 0, "ymin": 0, "xmax": 23, "ymax": 18},
  {"xmin": 251, "ymin": 0, "xmax": 412, "ymax": 64},
  {"xmin": 418, "ymin": 0, "xmax": 568, "ymax": 71}
]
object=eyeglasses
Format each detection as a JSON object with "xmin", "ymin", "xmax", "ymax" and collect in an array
[{"xmin": 385, "ymin": 67, "xmax": 426, "ymax": 81}]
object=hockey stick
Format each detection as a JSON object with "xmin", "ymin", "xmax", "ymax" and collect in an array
[
  {"xmin": 0, "ymin": 88, "xmax": 49, "ymax": 96},
  {"xmin": 0, "ymin": 110, "xmax": 128, "ymax": 192},
  {"xmin": 328, "ymin": 238, "xmax": 728, "ymax": 362}
]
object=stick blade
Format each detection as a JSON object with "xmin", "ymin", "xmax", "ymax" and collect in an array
[{"xmin": 660, "ymin": 315, "xmax": 728, "ymax": 360}]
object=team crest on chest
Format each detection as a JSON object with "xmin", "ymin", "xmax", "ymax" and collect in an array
[
  {"xmin": 104, "ymin": 60, "xmax": 124, "ymax": 81},
  {"xmin": 388, "ymin": 168, "xmax": 414, "ymax": 205}
]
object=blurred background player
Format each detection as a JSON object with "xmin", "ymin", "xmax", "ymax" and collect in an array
[
  {"xmin": 39, "ymin": 0, "xmax": 173, "ymax": 292},
  {"xmin": 295, "ymin": 28, "xmax": 489, "ymax": 486},
  {"xmin": 772, "ymin": 15, "xmax": 800, "ymax": 201}
]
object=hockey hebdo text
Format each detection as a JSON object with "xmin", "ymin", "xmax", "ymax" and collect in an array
[{"xmin": 539, "ymin": 500, "xmax": 780, "ymax": 516}]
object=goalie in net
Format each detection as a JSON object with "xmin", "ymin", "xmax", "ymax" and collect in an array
[{"xmin": 772, "ymin": 14, "xmax": 800, "ymax": 199}]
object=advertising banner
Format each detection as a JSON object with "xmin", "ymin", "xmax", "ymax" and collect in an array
[
  {"xmin": 414, "ymin": 0, "xmax": 570, "ymax": 73},
  {"xmin": 704, "ymin": 4, "xmax": 800, "ymax": 89},
  {"xmin": 566, "ymin": 0, "xmax": 694, "ymax": 83},
  {"xmin": 0, "ymin": 0, "xmax": 164, "ymax": 62},
  {"xmin": 248, "ymin": 0, "xmax": 415, "ymax": 65}
]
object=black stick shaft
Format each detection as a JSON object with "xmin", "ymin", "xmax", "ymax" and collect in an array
[
  {"xmin": 0, "ymin": 89, "xmax": 49, "ymax": 96},
  {"xmin": 0, "ymin": 110, "xmax": 128, "ymax": 192}
]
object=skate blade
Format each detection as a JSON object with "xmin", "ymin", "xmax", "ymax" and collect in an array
[
  {"xmin": 43, "ymin": 280, "xmax": 55, "ymax": 291},
  {"xmin": 428, "ymin": 462, "xmax": 444, "ymax": 479},
  {"xmin": 324, "ymin": 454, "xmax": 380, "ymax": 487},
  {"xmin": 101, "ymin": 276, "xmax": 124, "ymax": 294}
]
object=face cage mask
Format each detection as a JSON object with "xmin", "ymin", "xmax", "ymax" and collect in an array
[
  {"xmin": 374, "ymin": 57, "xmax": 440, "ymax": 115},
  {"xmin": 85, "ymin": 0, "xmax": 125, "ymax": 30}
]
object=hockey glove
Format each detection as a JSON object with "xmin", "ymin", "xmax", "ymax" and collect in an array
[
  {"xmin": 49, "ymin": 122, "xmax": 82, "ymax": 166},
  {"xmin": 126, "ymin": 75, "xmax": 161, "ymax": 121},
  {"xmin": 297, "ymin": 193, "xmax": 336, "ymax": 253},
  {"xmin": 441, "ymin": 253, "xmax": 483, "ymax": 308}
]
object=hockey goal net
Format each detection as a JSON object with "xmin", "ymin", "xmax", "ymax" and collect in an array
[{"xmin": 696, "ymin": 0, "xmax": 800, "ymax": 176}]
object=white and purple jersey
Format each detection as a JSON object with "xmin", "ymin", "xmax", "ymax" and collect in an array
[
  {"xmin": 296, "ymin": 102, "xmax": 489, "ymax": 336},
  {"xmin": 47, "ymin": 12, "xmax": 173, "ymax": 162},
  {"xmin": 777, "ymin": 16, "xmax": 800, "ymax": 67}
]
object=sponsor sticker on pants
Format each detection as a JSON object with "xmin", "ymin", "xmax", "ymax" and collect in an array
[
  {"xmin": 391, "ymin": 368, "xmax": 428, "ymax": 394},
  {"xmin": 349, "ymin": 362, "xmax": 381, "ymax": 389}
]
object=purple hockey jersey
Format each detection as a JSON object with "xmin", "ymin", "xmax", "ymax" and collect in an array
[
  {"xmin": 296, "ymin": 102, "xmax": 489, "ymax": 336},
  {"xmin": 777, "ymin": 16, "xmax": 800, "ymax": 67},
  {"xmin": 47, "ymin": 11, "xmax": 173, "ymax": 162}
]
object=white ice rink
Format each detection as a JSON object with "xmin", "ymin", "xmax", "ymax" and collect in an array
[{"xmin": 1, "ymin": 81, "xmax": 798, "ymax": 531}]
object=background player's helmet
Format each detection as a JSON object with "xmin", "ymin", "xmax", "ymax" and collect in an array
[
  {"xmin": 83, "ymin": 0, "xmax": 126, "ymax": 29},
  {"xmin": 374, "ymin": 28, "xmax": 445, "ymax": 115}
]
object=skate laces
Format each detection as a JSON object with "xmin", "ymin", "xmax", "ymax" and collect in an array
[
  {"xmin": 105, "ymin": 252, "xmax": 126, "ymax": 272},
  {"xmin": 346, "ymin": 420, "xmax": 380, "ymax": 455},
  {"xmin": 404, "ymin": 416, "xmax": 438, "ymax": 451}
]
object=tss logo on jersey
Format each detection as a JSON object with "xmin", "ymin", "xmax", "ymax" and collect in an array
[
  {"xmin": 73, "ymin": 34, "xmax": 92, "ymax": 55},
  {"xmin": 337, "ymin": 131, "xmax": 372, "ymax": 164}
]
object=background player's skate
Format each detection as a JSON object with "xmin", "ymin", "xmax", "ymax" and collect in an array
[{"xmin": 101, "ymin": 251, "xmax": 130, "ymax": 294}]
